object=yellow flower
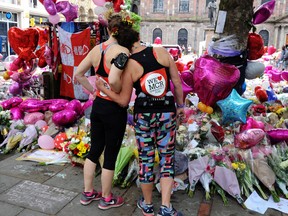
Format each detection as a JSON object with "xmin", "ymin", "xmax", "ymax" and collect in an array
[
  {"xmin": 239, "ymin": 162, "xmax": 246, "ymax": 170},
  {"xmin": 232, "ymin": 162, "xmax": 239, "ymax": 170}
]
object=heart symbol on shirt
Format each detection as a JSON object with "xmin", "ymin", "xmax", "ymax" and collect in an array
[{"xmin": 158, "ymin": 76, "xmax": 162, "ymax": 81}]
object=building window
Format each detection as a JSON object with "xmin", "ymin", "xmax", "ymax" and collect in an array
[
  {"xmin": 131, "ymin": 4, "xmax": 138, "ymax": 14},
  {"xmin": 153, "ymin": 28, "xmax": 162, "ymax": 43},
  {"xmin": 153, "ymin": 0, "xmax": 163, "ymax": 13},
  {"xmin": 259, "ymin": 30, "xmax": 269, "ymax": 46},
  {"xmin": 179, "ymin": 0, "xmax": 189, "ymax": 12}
]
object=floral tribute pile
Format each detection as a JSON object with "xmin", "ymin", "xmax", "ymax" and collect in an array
[{"xmin": 2, "ymin": 62, "xmax": 288, "ymax": 208}]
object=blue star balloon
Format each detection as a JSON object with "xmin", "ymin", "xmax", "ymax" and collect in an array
[{"xmin": 216, "ymin": 89, "xmax": 253, "ymax": 125}]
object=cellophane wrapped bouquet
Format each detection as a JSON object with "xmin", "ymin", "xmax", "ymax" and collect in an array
[{"xmin": 64, "ymin": 125, "xmax": 91, "ymax": 166}]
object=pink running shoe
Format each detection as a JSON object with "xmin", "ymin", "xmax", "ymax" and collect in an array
[
  {"xmin": 80, "ymin": 190, "xmax": 102, "ymax": 205},
  {"xmin": 98, "ymin": 193, "xmax": 124, "ymax": 210}
]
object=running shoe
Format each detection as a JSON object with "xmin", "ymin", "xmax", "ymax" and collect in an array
[
  {"xmin": 137, "ymin": 197, "xmax": 154, "ymax": 216},
  {"xmin": 157, "ymin": 205, "xmax": 183, "ymax": 216},
  {"xmin": 98, "ymin": 193, "xmax": 124, "ymax": 210},
  {"xmin": 80, "ymin": 189, "xmax": 102, "ymax": 205}
]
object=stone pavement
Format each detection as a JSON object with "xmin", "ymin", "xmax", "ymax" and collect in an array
[{"xmin": 0, "ymin": 153, "xmax": 286, "ymax": 216}]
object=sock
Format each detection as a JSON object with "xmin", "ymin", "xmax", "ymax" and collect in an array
[
  {"xmin": 103, "ymin": 193, "xmax": 113, "ymax": 202},
  {"xmin": 84, "ymin": 190, "xmax": 94, "ymax": 196}
]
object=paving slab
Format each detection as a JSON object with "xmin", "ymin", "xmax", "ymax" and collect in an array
[
  {"xmin": 0, "ymin": 175, "xmax": 21, "ymax": 194},
  {"xmin": 0, "ymin": 153, "xmax": 67, "ymax": 183},
  {"xmin": 56, "ymin": 190, "xmax": 136, "ymax": 216},
  {"xmin": 44, "ymin": 164, "xmax": 84, "ymax": 192},
  {"xmin": 17, "ymin": 209, "xmax": 49, "ymax": 216},
  {"xmin": 210, "ymin": 193, "xmax": 282, "ymax": 216},
  {"xmin": 0, "ymin": 200, "xmax": 23, "ymax": 216},
  {"xmin": 0, "ymin": 180, "xmax": 78, "ymax": 215}
]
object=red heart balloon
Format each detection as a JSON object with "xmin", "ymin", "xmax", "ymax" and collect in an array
[{"xmin": 8, "ymin": 27, "xmax": 39, "ymax": 62}]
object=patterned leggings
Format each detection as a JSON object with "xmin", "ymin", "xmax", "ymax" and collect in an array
[{"xmin": 134, "ymin": 112, "xmax": 176, "ymax": 183}]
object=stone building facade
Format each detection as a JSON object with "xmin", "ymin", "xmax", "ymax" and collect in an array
[{"xmin": 130, "ymin": 0, "xmax": 288, "ymax": 54}]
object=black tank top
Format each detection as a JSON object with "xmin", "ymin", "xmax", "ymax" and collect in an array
[{"xmin": 131, "ymin": 47, "xmax": 176, "ymax": 113}]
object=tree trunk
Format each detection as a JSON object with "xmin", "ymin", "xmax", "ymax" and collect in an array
[{"xmin": 217, "ymin": 0, "xmax": 254, "ymax": 51}]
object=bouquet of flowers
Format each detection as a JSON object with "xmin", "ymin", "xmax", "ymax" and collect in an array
[
  {"xmin": 0, "ymin": 107, "xmax": 11, "ymax": 142},
  {"xmin": 243, "ymin": 150, "xmax": 280, "ymax": 202},
  {"xmin": 64, "ymin": 126, "xmax": 91, "ymax": 166}
]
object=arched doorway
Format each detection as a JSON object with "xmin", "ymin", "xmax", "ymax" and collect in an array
[
  {"xmin": 153, "ymin": 28, "xmax": 162, "ymax": 43},
  {"xmin": 259, "ymin": 29, "xmax": 269, "ymax": 46},
  {"xmin": 178, "ymin": 28, "xmax": 188, "ymax": 50}
]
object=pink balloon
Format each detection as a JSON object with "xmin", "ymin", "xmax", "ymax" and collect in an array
[
  {"xmin": 193, "ymin": 55, "xmax": 240, "ymax": 107},
  {"xmin": 234, "ymin": 129, "xmax": 265, "ymax": 149},
  {"xmin": 43, "ymin": 45, "xmax": 53, "ymax": 67},
  {"xmin": 66, "ymin": 99, "xmax": 82, "ymax": 115},
  {"xmin": 267, "ymin": 45, "xmax": 276, "ymax": 55},
  {"xmin": 81, "ymin": 99, "xmax": 93, "ymax": 116},
  {"xmin": 10, "ymin": 107, "xmax": 24, "ymax": 120},
  {"xmin": 43, "ymin": 0, "xmax": 57, "ymax": 15},
  {"xmin": 19, "ymin": 99, "xmax": 45, "ymax": 113},
  {"xmin": 24, "ymin": 112, "xmax": 45, "ymax": 125},
  {"xmin": 92, "ymin": 0, "xmax": 106, "ymax": 6},
  {"xmin": 154, "ymin": 37, "xmax": 162, "ymax": 45},
  {"xmin": 170, "ymin": 75, "xmax": 193, "ymax": 103},
  {"xmin": 253, "ymin": 0, "xmax": 275, "ymax": 25},
  {"xmin": 1, "ymin": 97, "xmax": 23, "ymax": 110},
  {"xmin": 48, "ymin": 14, "xmax": 60, "ymax": 25},
  {"xmin": 9, "ymin": 57, "xmax": 24, "ymax": 71},
  {"xmin": 38, "ymin": 135, "xmax": 55, "ymax": 150},
  {"xmin": 267, "ymin": 129, "xmax": 288, "ymax": 144},
  {"xmin": 49, "ymin": 102, "xmax": 68, "ymax": 112},
  {"xmin": 265, "ymin": 65, "xmax": 273, "ymax": 71},
  {"xmin": 240, "ymin": 117, "xmax": 265, "ymax": 132},
  {"xmin": 180, "ymin": 70, "xmax": 194, "ymax": 88},
  {"xmin": 52, "ymin": 109, "xmax": 78, "ymax": 126},
  {"xmin": 10, "ymin": 72, "xmax": 20, "ymax": 82},
  {"xmin": 56, "ymin": 1, "xmax": 78, "ymax": 22},
  {"xmin": 266, "ymin": 69, "xmax": 283, "ymax": 82},
  {"xmin": 35, "ymin": 120, "xmax": 47, "ymax": 129},
  {"xmin": 9, "ymin": 82, "xmax": 22, "ymax": 96},
  {"xmin": 281, "ymin": 71, "xmax": 288, "ymax": 81}
]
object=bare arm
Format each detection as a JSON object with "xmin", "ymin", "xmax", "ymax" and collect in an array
[
  {"xmin": 168, "ymin": 54, "xmax": 184, "ymax": 106},
  {"xmin": 74, "ymin": 50, "xmax": 95, "ymax": 94},
  {"xmin": 108, "ymin": 49, "xmax": 130, "ymax": 93}
]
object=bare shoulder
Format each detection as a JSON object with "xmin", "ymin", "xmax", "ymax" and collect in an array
[
  {"xmin": 115, "ymin": 44, "xmax": 130, "ymax": 54},
  {"xmin": 153, "ymin": 46, "xmax": 170, "ymax": 66}
]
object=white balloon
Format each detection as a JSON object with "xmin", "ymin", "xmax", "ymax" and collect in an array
[{"xmin": 94, "ymin": 6, "xmax": 107, "ymax": 15}]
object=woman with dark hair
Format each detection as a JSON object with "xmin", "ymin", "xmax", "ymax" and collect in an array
[
  {"xmin": 96, "ymin": 39, "xmax": 184, "ymax": 215},
  {"xmin": 75, "ymin": 11, "xmax": 139, "ymax": 210}
]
